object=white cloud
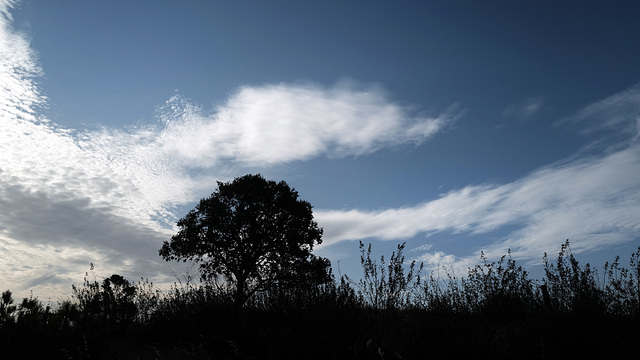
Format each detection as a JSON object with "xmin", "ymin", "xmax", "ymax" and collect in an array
[
  {"xmin": 156, "ymin": 84, "xmax": 462, "ymax": 167},
  {"xmin": 416, "ymin": 251, "xmax": 458, "ymax": 267},
  {"xmin": 410, "ymin": 243, "xmax": 433, "ymax": 252}
]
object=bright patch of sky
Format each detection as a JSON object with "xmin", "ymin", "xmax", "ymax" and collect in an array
[{"xmin": 2, "ymin": 0, "xmax": 640, "ymax": 299}]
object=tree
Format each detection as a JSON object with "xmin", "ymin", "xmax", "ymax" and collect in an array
[
  {"xmin": 0, "ymin": 290, "xmax": 16, "ymax": 326},
  {"xmin": 159, "ymin": 174, "xmax": 330, "ymax": 307}
]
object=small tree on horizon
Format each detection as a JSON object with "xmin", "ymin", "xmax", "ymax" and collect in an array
[{"xmin": 159, "ymin": 174, "xmax": 330, "ymax": 308}]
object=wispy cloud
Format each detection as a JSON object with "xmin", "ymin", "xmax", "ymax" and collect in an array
[
  {"xmin": 501, "ymin": 97, "xmax": 545, "ymax": 122},
  {"xmin": 317, "ymin": 88, "xmax": 640, "ymax": 270},
  {"xmin": 0, "ymin": 2, "xmax": 460, "ymax": 297},
  {"xmin": 410, "ymin": 243, "xmax": 433, "ymax": 252},
  {"xmin": 556, "ymin": 83, "xmax": 640, "ymax": 139}
]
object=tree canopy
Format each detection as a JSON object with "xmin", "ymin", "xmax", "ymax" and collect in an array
[{"xmin": 159, "ymin": 174, "xmax": 330, "ymax": 307}]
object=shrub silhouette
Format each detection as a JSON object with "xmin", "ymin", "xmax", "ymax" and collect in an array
[
  {"xmin": 543, "ymin": 239, "xmax": 606, "ymax": 314},
  {"xmin": 1, "ymin": 240, "xmax": 639, "ymax": 359}
]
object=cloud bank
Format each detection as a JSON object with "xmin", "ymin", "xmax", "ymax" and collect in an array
[{"xmin": 0, "ymin": 1, "xmax": 459, "ymax": 298}]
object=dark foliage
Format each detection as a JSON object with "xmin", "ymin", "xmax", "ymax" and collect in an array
[
  {"xmin": 159, "ymin": 174, "xmax": 330, "ymax": 308},
  {"xmin": 2, "ymin": 241, "xmax": 639, "ymax": 359}
]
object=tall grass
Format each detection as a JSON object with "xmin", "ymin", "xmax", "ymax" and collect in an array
[{"xmin": 1, "ymin": 240, "xmax": 638, "ymax": 359}]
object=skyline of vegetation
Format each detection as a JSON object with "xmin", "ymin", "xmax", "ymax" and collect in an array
[{"xmin": 1, "ymin": 239, "xmax": 638, "ymax": 359}]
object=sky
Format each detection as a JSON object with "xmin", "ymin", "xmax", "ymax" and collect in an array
[{"xmin": 1, "ymin": 0, "xmax": 640, "ymax": 300}]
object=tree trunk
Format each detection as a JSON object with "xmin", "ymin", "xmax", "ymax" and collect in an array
[{"xmin": 235, "ymin": 274, "xmax": 247, "ymax": 309}]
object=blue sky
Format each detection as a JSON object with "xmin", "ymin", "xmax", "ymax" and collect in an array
[{"xmin": 2, "ymin": 0, "xmax": 640, "ymax": 299}]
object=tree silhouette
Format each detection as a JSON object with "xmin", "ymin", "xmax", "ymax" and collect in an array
[
  {"xmin": 0, "ymin": 290, "xmax": 16, "ymax": 326},
  {"xmin": 159, "ymin": 174, "xmax": 330, "ymax": 307}
]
